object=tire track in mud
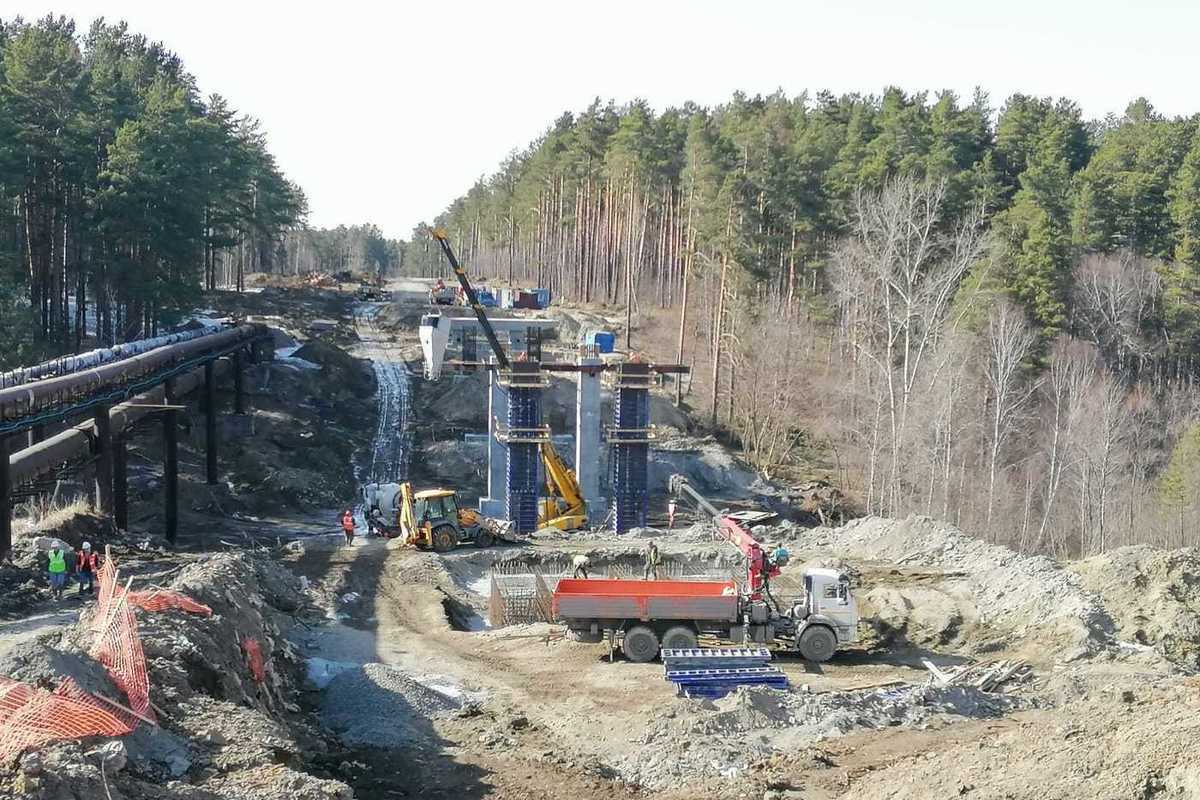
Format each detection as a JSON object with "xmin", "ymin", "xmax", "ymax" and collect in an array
[{"xmin": 353, "ymin": 303, "xmax": 412, "ymax": 484}]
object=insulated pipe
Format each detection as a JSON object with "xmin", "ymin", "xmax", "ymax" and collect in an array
[
  {"xmin": 6, "ymin": 358, "xmax": 231, "ymax": 486},
  {"xmin": 0, "ymin": 325, "xmax": 226, "ymax": 389},
  {"xmin": 0, "ymin": 324, "xmax": 262, "ymax": 427}
]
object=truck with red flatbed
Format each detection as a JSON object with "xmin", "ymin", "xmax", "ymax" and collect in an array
[{"xmin": 551, "ymin": 476, "xmax": 860, "ymax": 663}]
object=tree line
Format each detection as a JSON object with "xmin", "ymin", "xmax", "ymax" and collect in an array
[
  {"xmin": 0, "ymin": 14, "xmax": 305, "ymax": 367},
  {"xmin": 276, "ymin": 224, "xmax": 403, "ymax": 279},
  {"xmin": 413, "ymin": 91, "xmax": 1200, "ymax": 555}
]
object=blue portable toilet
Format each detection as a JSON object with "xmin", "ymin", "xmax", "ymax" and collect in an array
[{"xmin": 532, "ymin": 287, "xmax": 551, "ymax": 309}]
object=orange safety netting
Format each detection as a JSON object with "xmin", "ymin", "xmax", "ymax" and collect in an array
[
  {"xmin": 241, "ymin": 637, "xmax": 265, "ymax": 683},
  {"xmin": 89, "ymin": 557, "xmax": 155, "ymax": 724},
  {"xmin": 0, "ymin": 551, "xmax": 219, "ymax": 761},
  {"xmin": 0, "ymin": 677, "xmax": 132, "ymax": 763},
  {"xmin": 128, "ymin": 589, "xmax": 213, "ymax": 616}
]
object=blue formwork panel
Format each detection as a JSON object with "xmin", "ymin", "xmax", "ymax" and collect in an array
[
  {"xmin": 506, "ymin": 386, "xmax": 541, "ymax": 533},
  {"xmin": 666, "ymin": 666, "xmax": 789, "ymax": 699},
  {"xmin": 662, "ymin": 648, "xmax": 773, "ymax": 672},
  {"xmin": 611, "ymin": 381, "xmax": 650, "ymax": 533}
]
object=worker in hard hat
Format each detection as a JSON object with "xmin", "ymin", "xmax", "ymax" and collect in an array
[
  {"xmin": 76, "ymin": 541, "xmax": 99, "ymax": 595},
  {"xmin": 572, "ymin": 554, "xmax": 591, "ymax": 579},
  {"xmin": 46, "ymin": 543, "xmax": 68, "ymax": 601},
  {"xmin": 340, "ymin": 509, "xmax": 356, "ymax": 547},
  {"xmin": 643, "ymin": 540, "xmax": 662, "ymax": 580}
]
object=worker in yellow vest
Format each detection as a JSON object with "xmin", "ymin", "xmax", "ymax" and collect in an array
[{"xmin": 47, "ymin": 544, "xmax": 68, "ymax": 601}]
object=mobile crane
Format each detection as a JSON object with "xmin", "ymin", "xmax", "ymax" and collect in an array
[{"xmin": 552, "ymin": 475, "xmax": 859, "ymax": 662}]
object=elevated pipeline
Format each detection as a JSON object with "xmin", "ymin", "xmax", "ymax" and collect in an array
[{"xmin": 0, "ymin": 324, "xmax": 265, "ymax": 434}]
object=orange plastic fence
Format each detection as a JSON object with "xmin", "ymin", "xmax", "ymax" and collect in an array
[
  {"xmin": 90, "ymin": 558, "xmax": 155, "ymax": 724},
  {"xmin": 241, "ymin": 637, "xmax": 265, "ymax": 683},
  {"xmin": 0, "ymin": 677, "xmax": 132, "ymax": 763},
  {"xmin": 0, "ymin": 552, "xmax": 219, "ymax": 762},
  {"xmin": 128, "ymin": 590, "xmax": 213, "ymax": 616}
]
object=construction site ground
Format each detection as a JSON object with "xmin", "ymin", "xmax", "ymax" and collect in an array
[{"xmin": 2, "ymin": 279, "xmax": 1198, "ymax": 799}]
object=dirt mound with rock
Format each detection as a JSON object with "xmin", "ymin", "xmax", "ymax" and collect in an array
[
  {"xmin": 615, "ymin": 683, "xmax": 1027, "ymax": 792},
  {"xmin": 1070, "ymin": 546, "xmax": 1200, "ymax": 670},
  {"xmin": 0, "ymin": 551, "xmax": 355, "ymax": 800},
  {"xmin": 804, "ymin": 516, "xmax": 1115, "ymax": 660}
]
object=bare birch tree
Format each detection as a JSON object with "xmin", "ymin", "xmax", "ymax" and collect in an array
[
  {"xmin": 829, "ymin": 176, "xmax": 988, "ymax": 512},
  {"xmin": 982, "ymin": 301, "xmax": 1037, "ymax": 537}
]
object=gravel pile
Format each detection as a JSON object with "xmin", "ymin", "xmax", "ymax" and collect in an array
[
  {"xmin": 616, "ymin": 683, "xmax": 1027, "ymax": 792},
  {"xmin": 320, "ymin": 663, "xmax": 459, "ymax": 747}
]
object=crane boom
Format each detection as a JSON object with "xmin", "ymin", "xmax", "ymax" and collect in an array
[
  {"xmin": 431, "ymin": 228, "xmax": 509, "ymax": 369},
  {"xmin": 670, "ymin": 474, "xmax": 778, "ymax": 597}
]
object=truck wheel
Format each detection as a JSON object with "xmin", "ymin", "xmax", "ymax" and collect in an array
[
  {"xmin": 622, "ymin": 626, "xmax": 660, "ymax": 663},
  {"xmin": 798, "ymin": 625, "xmax": 837, "ymax": 662},
  {"xmin": 660, "ymin": 625, "xmax": 698, "ymax": 651},
  {"xmin": 431, "ymin": 526, "xmax": 457, "ymax": 553},
  {"xmin": 474, "ymin": 530, "xmax": 496, "ymax": 548}
]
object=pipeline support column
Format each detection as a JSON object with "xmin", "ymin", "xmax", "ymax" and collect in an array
[
  {"xmin": 93, "ymin": 405, "xmax": 114, "ymax": 515},
  {"xmin": 575, "ymin": 357, "xmax": 607, "ymax": 524},
  {"xmin": 113, "ymin": 432, "xmax": 128, "ymax": 531},
  {"xmin": 502, "ymin": 362, "xmax": 547, "ymax": 534},
  {"xmin": 204, "ymin": 360, "xmax": 218, "ymax": 485},
  {"xmin": 234, "ymin": 351, "xmax": 246, "ymax": 415},
  {"xmin": 0, "ymin": 435, "xmax": 11, "ymax": 559},
  {"xmin": 164, "ymin": 379, "xmax": 179, "ymax": 545},
  {"xmin": 609, "ymin": 362, "xmax": 653, "ymax": 534}
]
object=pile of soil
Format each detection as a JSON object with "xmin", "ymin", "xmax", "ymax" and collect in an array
[
  {"xmin": 1070, "ymin": 545, "xmax": 1200, "ymax": 669},
  {"xmin": 0, "ymin": 551, "xmax": 360, "ymax": 799},
  {"xmin": 799, "ymin": 515, "xmax": 1116, "ymax": 661}
]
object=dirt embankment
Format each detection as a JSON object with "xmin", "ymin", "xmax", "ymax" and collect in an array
[{"xmin": 1, "ymin": 551, "xmax": 357, "ymax": 800}]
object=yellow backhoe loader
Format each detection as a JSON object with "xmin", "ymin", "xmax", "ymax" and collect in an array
[{"xmin": 363, "ymin": 482, "xmax": 513, "ymax": 551}]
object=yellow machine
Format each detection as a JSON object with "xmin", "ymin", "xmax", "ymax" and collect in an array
[
  {"xmin": 366, "ymin": 482, "xmax": 507, "ymax": 551},
  {"xmin": 537, "ymin": 441, "xmax": 588, "ymax": 531}
]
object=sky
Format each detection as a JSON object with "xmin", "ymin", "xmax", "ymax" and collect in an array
[{"xmin": 6, "ymin": 0, "xmax": 1200, "ymax": 239}]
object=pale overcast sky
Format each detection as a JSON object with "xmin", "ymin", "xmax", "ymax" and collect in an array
[{"xmin": 4, "ymin": 1, "xmax": 1196, "ymax": 239}]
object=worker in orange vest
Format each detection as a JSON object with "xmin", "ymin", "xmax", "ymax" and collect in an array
[
  {"xmin": 76, "ymin": 542, "xmax": 99, "ymax": 595},
  {"xmin": 340, "ymin": 509, "xmax": 355, "ymax": 547}
]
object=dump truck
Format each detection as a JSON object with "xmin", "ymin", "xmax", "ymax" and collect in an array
[
  {"xmin": 551, "ymin": 475, "xmax": 860, "ymax": 662},
  {"xmin": 362, "ymin": 481, "xmax": 513, "ymax": 550}
]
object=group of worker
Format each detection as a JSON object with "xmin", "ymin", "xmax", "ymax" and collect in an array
[
  {"xmin": 45, "ymin": 541, "xmax": 99, "ymax": 601},
  {"xmin": 571, "ymin": 540, "xmax": 662, "ymax": 580}
]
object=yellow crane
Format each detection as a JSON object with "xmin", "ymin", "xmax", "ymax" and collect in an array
[{"xmin": 538, "ymin": 441, "xmax": 587, "ymax": 531}]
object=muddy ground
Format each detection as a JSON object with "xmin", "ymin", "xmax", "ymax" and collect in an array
[{"xmin": 3, "ymin": 279, "xmax": 1199, "ymax": 800}]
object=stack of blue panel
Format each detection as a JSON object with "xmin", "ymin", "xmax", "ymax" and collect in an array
[{"xmin": 662, "ymin": 648, "xmax": 788, "ymax": 698}]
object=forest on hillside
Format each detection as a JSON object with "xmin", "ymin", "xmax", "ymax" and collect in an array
[
  {"xmin": 411, "ymin": 92, "xmax": 1200, "ymax": 555},
  {"xmin": 0, "ymin": 15, "xmax": 305, "ymax": 366}
]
